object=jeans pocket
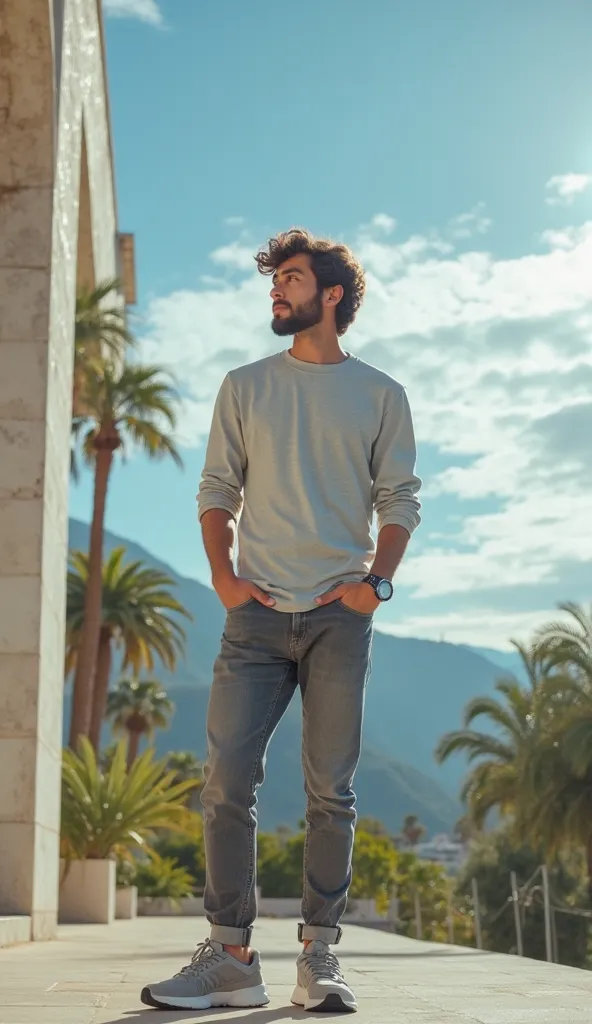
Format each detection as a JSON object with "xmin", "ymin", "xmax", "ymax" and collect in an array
[{"xmin": 337, "ymin": 599, "xmax": 375, "ymax": 620}]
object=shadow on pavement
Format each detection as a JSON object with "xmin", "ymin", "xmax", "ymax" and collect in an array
[{"xmin": 98, "ymin": 1007, "xmax": 321, "ymax": 1023}]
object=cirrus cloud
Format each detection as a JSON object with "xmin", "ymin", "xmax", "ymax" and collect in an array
[{"xmin": 102, "ymin": 0, "xmax": 163, "ymax": 26}]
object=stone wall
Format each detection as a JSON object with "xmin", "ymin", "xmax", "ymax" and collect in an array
[{"xmin": 0, "ymin": 0, "xmax": 120, "ymax": 939}]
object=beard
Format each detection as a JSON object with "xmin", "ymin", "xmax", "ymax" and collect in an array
[{"xmin": 271, "ymin": 290, "xmax": 323, "ymax": 337}]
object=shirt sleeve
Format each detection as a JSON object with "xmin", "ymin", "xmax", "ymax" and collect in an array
[
  {"xmin": 371, "ymin": 387, "xmax": 422, "ymax": 537},
  {"xmin": 197, "ymin": 374, "xmax": 246, "ymax": 522}
]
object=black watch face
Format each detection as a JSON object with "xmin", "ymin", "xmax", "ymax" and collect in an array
[{"xmin": 376, "ymin": 579, "xmax": 393, "ymax": 601}]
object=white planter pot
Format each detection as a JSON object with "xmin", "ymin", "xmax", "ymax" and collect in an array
[
  {"xmin": 137, "ymin": 896, "xmax": 179, "ymax": 916},
  {"xmin": 59, "ymin": 859, "xmax": 116, "ymax": 924},
  {"xmin": 115, "ymin": 885, "xmax": 138, "ymax": 920}
]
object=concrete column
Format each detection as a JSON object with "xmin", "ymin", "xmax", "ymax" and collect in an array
[{"xmin": 0, "ymin": 0, "xmax": 71, "ymax": 940}]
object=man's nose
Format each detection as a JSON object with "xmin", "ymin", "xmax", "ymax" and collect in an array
[{"xmin": 270, "ymin": 283, "xmax": 283, "ymax": 300}]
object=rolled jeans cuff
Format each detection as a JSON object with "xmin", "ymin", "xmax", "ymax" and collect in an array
[
  {"xmin": 298, "ymin": 923, "xmax": 342, "ymax": 944},
  {"xmin": 210, "ymin": 924, "xmax": 253, "ymax": 946}
]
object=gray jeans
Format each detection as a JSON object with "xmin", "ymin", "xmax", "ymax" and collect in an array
[{"xmin": 200, "ymin": 597, "xmax": 373, "ymax": 947}]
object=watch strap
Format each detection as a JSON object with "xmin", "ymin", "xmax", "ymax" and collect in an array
[{"xmin": 363, "ymin": 573, "xmax": 394, "ymax": 601}]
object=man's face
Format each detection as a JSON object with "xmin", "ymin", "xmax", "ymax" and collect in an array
[{"xmin": 270, "ymin": 253, "xmax": 323, "ymax": 336}]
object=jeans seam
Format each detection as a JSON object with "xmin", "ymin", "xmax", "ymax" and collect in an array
[
  {"xmin": 302, "ymin": 799, "xmax": 312, "ymax": 923},
  {"xmin": 238, "ymin": 663, "xmax": 293, "ymax": 926}
]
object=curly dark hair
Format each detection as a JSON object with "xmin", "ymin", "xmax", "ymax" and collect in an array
[{"xmin": 254, "ymin": 228, "xmax": 366, "ymax": 336}]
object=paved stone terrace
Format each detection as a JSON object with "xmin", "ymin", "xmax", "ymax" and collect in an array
[{"xmin": 2, "ymin": 916, "xmax": 592, "ymax": 1023}]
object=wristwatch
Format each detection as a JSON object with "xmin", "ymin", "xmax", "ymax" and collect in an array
[{"xmin": 362, "ymin": 573, "xmax": 394, "ymax": 602}]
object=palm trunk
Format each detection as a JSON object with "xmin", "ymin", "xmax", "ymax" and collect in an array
[
  {"xmin": 587, "ymin": 839, "xmax": 592, "ymax": 907},
  {"xmin": 89, "ymin": 627, "xmax": 112, "ymax": 751},
  {"xmin": 69, "ymin": 447, "xmax": 114, "ymax": 747},
  {"xmin": 127, "ymin": 730, "xmax": 141, "ymax": 768}
]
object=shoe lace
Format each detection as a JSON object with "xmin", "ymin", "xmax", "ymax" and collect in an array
[
  {"xmin": 303, "ymin": 946, "xmax": 344, "ymax": 982},
  {"xmin": 176, "ymin": 940, "xmax": 225, "ymax": 978}
]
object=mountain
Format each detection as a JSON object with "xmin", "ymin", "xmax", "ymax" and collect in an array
[
  {"xmin": 63, "ymin": 681, "xmax": 458, "ymax": 835},
  {"xmin": 67, "ymin": 518, "xmax": 516, "ymax": 828},
  {"xmin": 461, "ymin": 645, "xmax": 526, "ymax": 681}
]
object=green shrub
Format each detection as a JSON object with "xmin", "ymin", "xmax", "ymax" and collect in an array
[
  {"xmin": 135, "ymin": 852, "xmax": 195, "ymax": 901},
  {"xmin": 153, "ymin": 828, "xmax": 206, "ymax": 892}
]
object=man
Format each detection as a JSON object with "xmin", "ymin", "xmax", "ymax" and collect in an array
[{"xmin": 142, "ymin": 229, "xmax": 421, "ymax": 1014}]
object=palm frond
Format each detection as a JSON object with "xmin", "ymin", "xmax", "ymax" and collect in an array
[
  {"xmin": 61, "ymin": 738, "xmax": 200, "ymax": 861},
  {"xmin": 435, "ymin": 729, "xmax": 514, "ymax": 765}
]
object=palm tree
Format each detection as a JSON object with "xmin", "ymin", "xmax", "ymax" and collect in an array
[
  {"xmin": 66, "ymin": 547, "xmax": 191, "ymax": 750},
  {"xmin": 519, "ymin": 603, "xmax": 592, "ymax": 899},
  {"xmin": 399, "ymin": 815, "xmax": 426, "ymax": 848},
  {"xmin": 74, "ymin": 278, "xmax": 133, "ymax": 372},
  {"xmin": 435, "ymin": 641, "xmax": 548, "ymax": 828},
  {"xmin": 69, "ymin": 361, "xmax": 182, "ymax": 748},
  {"xmin": 165, "ymin": 751, "xmax": 204, "ymax": 810},
  {"xmin": 533, "ymin": 602, "xmax": 592, "ymax": 677},
  {"xmin": 106, "ymin": 678, "xmax": 174, "ymax": 767},
  {"xmin": 72, "ymin": 279, "xmax": 135, "ymax": 479},
  {"xmin": 517, "ymin": 711, "xmax": 592, "ymax": 902}
]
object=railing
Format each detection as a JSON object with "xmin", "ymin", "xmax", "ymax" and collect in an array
[{"xmin": 396, "ymin": 865, "xmax": 591, "ymax": 963}]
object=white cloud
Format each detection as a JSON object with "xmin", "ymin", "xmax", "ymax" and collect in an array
[
  {"xmin": 449, "ymin": 202, "xmax": 492, "ymax": 239},
  {"xmin": 102, "ymin": 0, "xmax": 163, "ymax": 25},
  {"xmin": 138, "ymin": 210, "xmax": 592, "ymax": 645},
  {"xmin": 545, "ymin": 172, "xmax": 592, "ymax": 206},
  {"xmin": 209, "ymin": 242, "xmax": 254, "ymax": 272},
  {"xmin": 224, "ymin": 216, "xmax": 247, "ymax": 228},
  {"xmin": 370, "ymin": 213, "xmax": 397, "ymax": 234},
  {"xmin": 378, "ymin": 607, "xmax": 570, "ymax": 650}
]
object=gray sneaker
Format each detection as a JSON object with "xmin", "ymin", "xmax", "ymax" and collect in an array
[
  {"xmin": 292, "ymin": 940, "xmax": 357, "ymax": 1013},
  {"xmin": 141, "ymin": 939, "xmax": 269, "ymax": 1010}
]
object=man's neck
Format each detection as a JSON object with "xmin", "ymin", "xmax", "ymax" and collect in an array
[{"xmin": 289, "ymin": 327, "xmax": 347, "ymax": 366}]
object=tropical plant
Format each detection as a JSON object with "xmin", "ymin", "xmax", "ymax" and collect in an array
[
  {"xmin": 453, "ymin": 814, "xmax": 478, "ymax": 844},
  {"xmin": 515, "ymin": 603, "xmax": 592, "ymax": 900},
  {"xmin": 72, "ymin": 279, "xmax": 134, "ymax": 476},
  {"xmin": 99, "ymin": 741, "xmax": 118, "ymax": 773},
  {"xmin": 165, "ymin": 751, "xmax": 204, "ymax": 810},
  {"xmin": 66, "ymin": 547, "xmax": 190, "ymax": 750},
  {"xmin": 60, "ymin": 739, "xmax": 199, "ymax": 862},
  {"xmin": 134, "ymin": 852, "xmax": 195, "ymax": 902},
  {"xmin": 515, "ymin": 709, "xmax": 592, "ymax": 902},
  {"xmin": 106, "ymin": 678, "xmax": 174, "ymax": 767},
  {"xmin": 531, "ymin": 602, "xmax": 592, "ymax": 777},
  {"xmin": 116, "ymin": 856, "xmax": 137, "ymax": 888},
  {"xmin": 154, "ymin": 828, "xmax": 206, "ymax": 894},
  {"xmin": 533, "ymin": 602, "xmax": 592, "ymax": 676},
  {"xmin": 74, "ymin": 278, "xmax": 133, "ymax": 369},
  {"xmin": 69, "ymin": 359, "xmax": 182, "ymax": 748},
  {"xmin": 397, "ymin": 814, "xmax": 426, "ymax": 849},
  {"xmin": 435, "ymin": 641, "xmax": 549, "ymax": 828}
]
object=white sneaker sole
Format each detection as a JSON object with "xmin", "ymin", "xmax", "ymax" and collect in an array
[
  {"xmin": 141, "ymin": 983, "xmax": 269, "ymax": 1010},
  {"xmin": 291, "ymin": 984, "xmax": 358, "ymax": 1013}
]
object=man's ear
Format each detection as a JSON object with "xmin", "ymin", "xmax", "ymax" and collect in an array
[{"xmin": 324, "ymin": 284, "xmax": 344, "ymax": 307}]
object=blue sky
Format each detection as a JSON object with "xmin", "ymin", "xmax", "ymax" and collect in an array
[{"xmin": 71, "ymin": 0, "xmax": 592, "ymax": 647}]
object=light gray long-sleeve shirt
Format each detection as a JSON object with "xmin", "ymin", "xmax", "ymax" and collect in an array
[{"xmin": 197, "ymin": 349, "xmax": 421, "ymax": 612}]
